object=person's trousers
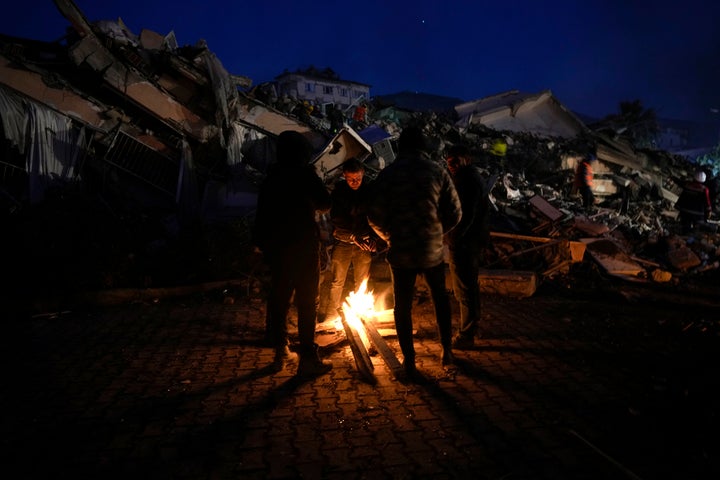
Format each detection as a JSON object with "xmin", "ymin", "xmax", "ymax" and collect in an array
[
  {"xmin": 448, "ymin": 247, "xmax": 481, "ymax": 339},
  {"xmin": 679, "ymin": 210, "xmax": 705, "ymax": 233},
  {"xmin": 266, "ymin": 243, "xmax": 321, "ymax": 354},
  {"xmin": 580, "ymin": 185, "xmax": 595, "ymax": 208},
  {"xmin": 390, "ymin": 262, "xmax": 452, "ymax": 363},
  {"xmin": 327, "ymin": 242, "xmax": 373, "ymax": 315}
]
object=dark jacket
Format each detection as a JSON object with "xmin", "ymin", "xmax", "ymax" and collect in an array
[
  {"xmin": 367, "ymin": 152, "xmax": 462, "ymax": 269},
  {"xmin": 253, "ymin": 164, "xmax": 331, "ymax": 255},
  {"xmin": 447, "ymin": 164, "xmax": 490, "ymax": 252},
  {"xmin": 330, "ymin": 179, "xmax": 375, "ymax": 244},
  {"xmin": 676, "ymin": 180, "xmax": 711, "ymax": 219}
]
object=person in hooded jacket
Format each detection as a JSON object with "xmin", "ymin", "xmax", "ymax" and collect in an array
[
  {"xmin": 367, "ymin": 126, "xmax": 462, "ymax": 380},
  {"xmin": 253, "ymin": 130, "xmax": 333, "ymax": 376}
]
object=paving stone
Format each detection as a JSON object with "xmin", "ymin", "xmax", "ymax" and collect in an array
[{"xmin": 5, "ymin": 286, "xmax": 720, "ymax": 478}]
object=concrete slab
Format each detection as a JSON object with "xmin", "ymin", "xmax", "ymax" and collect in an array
[{"xmin": 478, "ymin": 269, "xmax": 538, "ymax": 297}]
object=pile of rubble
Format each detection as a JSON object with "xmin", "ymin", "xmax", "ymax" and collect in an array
[
  {"xmin": 2, "ymin": 1, "xmax": 719, "ymax": 311},
  {"xmin": 357, "ymin": 112, "xmax": 720, "ymax": 295}
]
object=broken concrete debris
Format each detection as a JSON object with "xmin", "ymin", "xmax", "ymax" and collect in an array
[{"xmin": 1, "ymin": 0, "xmax": 719, "ymax": 308}]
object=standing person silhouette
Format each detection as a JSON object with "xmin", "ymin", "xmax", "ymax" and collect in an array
[
  {"xmin": 253, "ymin": 130, "xmax": 333, "ymax": 377},
  {"xmin": 573, "ymin": 152, "xmax": 597, "ymax": 210},
  {"xmin": 323, "ymin": 157, "xmax": 380, "ymax": 321},
  {"xmin": 367, "ymin": 126, "xmax": 462, "ymax": 381},
  {"xmin": 676, "ymin": 169, "xmax": 712, "ymax": 234},
  {"xmin": 445, "ymin": 144, "xmax": 492, "ymax": 350}
]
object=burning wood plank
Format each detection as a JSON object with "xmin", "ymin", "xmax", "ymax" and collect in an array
[{"xmin": 339, "ymin": 310, "xmax": 375, "ymax": 383}]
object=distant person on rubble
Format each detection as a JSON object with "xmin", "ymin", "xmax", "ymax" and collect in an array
[
  {"xmin": 328, "ymin": 104, "xmax": 345, "ymax": 133},
  {"xmin": 322, "ymin": 157, "xmax": 381, "ymax": 322},
  {"xmin": 352, "ymin": 102, "xmax": 368, "ymax": 128},
  {"xmin": 367, "ymin": 126, "xmax": 462, "ymax": 381},
  {"xmin": 675, "ymin": 169, "xmax": 712, "ymax": 234},
  {"xmin": 573, "ymin": 152, "xmax": 597, "ymax": 210},
  {"xmin": 252, "ymin": 130, "xmax": 333, "ymax": 377},
  {"xmin": 444, "ymin": 144, "xmax": 492, "ymax": 350},
  {"xmin": 702, "ymin": 167, "xmax": 720, "ymax": 213},
  {"xmin": 291, "ymin": 101, "xmax": 314, "ymax": 124}
]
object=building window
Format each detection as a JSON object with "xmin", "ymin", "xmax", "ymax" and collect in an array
[
  {"xmin": 340, "ymin": 88, "xmax": 348, "ymax": 97},
  {"xmin": 305, "ymin": 83, "xmax": 315, "ymax": 93},
  {"xmin": 354, "ymin": 90, "xmax": 364, "ymax": 98},
  {"xmin": 323, "ymin": 85, "xmax": 333, "ymax": 95}
]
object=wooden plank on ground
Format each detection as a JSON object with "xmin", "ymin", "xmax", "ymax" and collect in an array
[
  {"xmin": 362, "ymin": 317, "xmax": 403, "ymax": 378},
  {"xmin": 339, "ymin": 311, "xmax": 375, "ymax": 383}
]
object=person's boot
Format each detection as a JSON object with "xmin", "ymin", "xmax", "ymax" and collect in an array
[
  {"xmin": 403, "ymin": 359, "xmax": 418, "ymax": 377},
  {"xmin": 272, "ymin": 344, "xmax": 294, "ymax": 371},
  {"xmin": 451, "ymin": 334, "xmax": 475, "ymax": 350},
  {"xmin": 297, "ymin": 344, "xmax": 332, "ymax": 377},
  {"xmin": 402, "ymin": 357, "xmax": 426, "ymax": 383},
  {"xmin": 441, "ymin": 348, "xmax": 455, "ymax": 367}
]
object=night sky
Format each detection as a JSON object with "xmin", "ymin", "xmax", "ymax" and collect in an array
[{"xmin": 2, "ymin": 0, "xmax": 719, "ymax": 123}]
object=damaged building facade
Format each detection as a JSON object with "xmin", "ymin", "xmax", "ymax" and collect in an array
[
  {"xmin": 2, "ymin": 0, "xmax": 719, "ymax": 308},
  {"xmin": 0, "ymin": 0, "xmax": 349, "ymax": 219},
  {"xmin": 274, "ymin": 66, "xmax": 370, "ymax": 114}
]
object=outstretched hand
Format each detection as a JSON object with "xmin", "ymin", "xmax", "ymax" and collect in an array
[
  {"xmin": 354, "ymin": 235, "xmax": 377, "ymax": 252},
  {"xmin": 362, "ymin": 237, "xmax": 378, "ymax": 252}
]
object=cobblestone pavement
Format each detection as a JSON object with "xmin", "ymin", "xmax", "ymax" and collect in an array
[{"xmin": 3, "ymin": 282, "xmax": 720, "ymax": 479}]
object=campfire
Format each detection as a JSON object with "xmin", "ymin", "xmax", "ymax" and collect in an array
[
  {"xmin": 335, "ymin": 279, "xmax": 402, "ymax": 380},
  {"xmin": 340, "ymin": 279, "xmax": 376, "ymax": 352}
]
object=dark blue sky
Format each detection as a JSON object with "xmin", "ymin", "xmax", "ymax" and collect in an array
[{"xmin": 3, "ymin": 0, "xmax": 719, "ymax": 123}]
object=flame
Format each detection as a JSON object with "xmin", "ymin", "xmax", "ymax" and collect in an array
[
  {"xmin": 343, "ymin": 279, "xmax": 375, "ymax": 319},
  {"xmin": 341, "ymin": 279, "xmax": 376, "ymax": 351}
]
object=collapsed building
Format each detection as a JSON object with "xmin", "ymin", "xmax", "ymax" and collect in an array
[
  {"xmin": 2, "ymin": 1, "xmax": 719, "ymax": 310},
  {"xmin": 398, "ymin": 91, "xmax": 720, "ymax": 294}
]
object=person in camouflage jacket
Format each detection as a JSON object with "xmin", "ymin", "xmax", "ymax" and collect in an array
[{"xmin": 367, "ymin": 126, "xmax": 462, "ymax": 380}]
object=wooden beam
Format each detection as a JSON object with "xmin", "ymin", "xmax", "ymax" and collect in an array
[
  {"xmin": 362, "ymin": 317, "xmax": 403, "ymax": 378},
  {"xmin": 490, "ymin": 231, "xmax": 554, "ymax": 243},
  {"xmin": 339, "ymin": 311, "xmax": 375, "ymax": 383}
]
